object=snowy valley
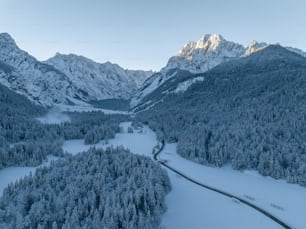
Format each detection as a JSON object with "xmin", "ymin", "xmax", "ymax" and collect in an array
[
  {"xmin": 2, "ymin": 121, "xmax": 306, "ymax": 229},
  {"xmin": 1, "ymin": 31, "xmax": 306, "ymax": 229}
]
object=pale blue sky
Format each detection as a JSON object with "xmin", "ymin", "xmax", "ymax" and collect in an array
[{"xmin": 0, "ymin": 0, "xmax": 305, "ymax": 70}]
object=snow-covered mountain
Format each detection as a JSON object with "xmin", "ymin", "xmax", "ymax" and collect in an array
[
  {"xmin": 131, "ymin": 34, "xmax": 306, "ymax": 109},
  {"xmin": 164, "ymin": 34, "xmax": 245, "ymax": 73},
  {"xmin": 0, "ymin": 33, "xmax": 82, "ymax": 106},
  {"xmin": 0, "ymin": 33, "xmax": 152, "ymax": 107},
  {"xmin": 285, "ymin": 46, "xmax": 306, "ymax": 58},
  {"xmin": 131, "ymin": 34, "xmax": 266, "ymax": 108},
  {"xmin": 45, "ymin": 53, "xmax": 152, "ymax": 102}
]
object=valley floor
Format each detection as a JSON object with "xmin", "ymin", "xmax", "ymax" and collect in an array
[{"xmin": 1, "ymin": 122, "xmax": 305, "ymax": 229}]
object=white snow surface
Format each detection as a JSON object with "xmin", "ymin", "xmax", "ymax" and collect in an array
[
  {"xmin": 0, "ymin": 167, "xmax": 36, "ymax": 196},
  {"xmin": 174, "ymin": 76, "xmax": 205, "ymax": 93},
  {"xmin": 37, "ymin": 108, "xmax": 71, "ymax": 124},
  {"xmin": 45, "ymin": 53, "xmax": 153, "ymax": 101},
  {"xmin": 62, "ymin": 122, "xmax": 156, "ymax": 156},
  {"xmin": 55, "ymin": 104, "xmax": 129, "ymax": 114},
  {"xmin": 162, "ymin": 171, "xmax": 281, "ymax": 229},
  {"xmin": 37, "ymin": 106, "xmax": 128, "ymax": 125},
  {"xmin": 160, "ymin": 143, "xmax": 306, "ymax": 229},
  {"xmin": 0, "ymin": 155, "xmax": 58, "ymax": 196}
]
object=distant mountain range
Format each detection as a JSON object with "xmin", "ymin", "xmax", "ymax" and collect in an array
[
  {"xmin": 0, "ymin": 32, "xmax": 305, "ymax": 109},
  {"xmin": 45, "ymin": 54, "xmax": 152, "ymax": 102},
  {"xmin": 0, "ymin": 33, "xmax": 152, "ymax": 107}
]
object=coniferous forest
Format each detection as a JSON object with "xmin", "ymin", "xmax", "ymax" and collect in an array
[
  {"xmin": 0, "ymin": 83, "xmax": 127, "ymax": 169},
  {"xmin": 137, "ymin": 46, "xmax": 306, "ymax": 186},
  {"xmin": 0, "ymin": 147, "xmax": 171, "ymax": 229}
]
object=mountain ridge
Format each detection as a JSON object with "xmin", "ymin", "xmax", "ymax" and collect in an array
[
  {"xmin": 137, "ymin": 44, "xmax": 306, "ymax": 186},
  {"xmin": 45, "ymin": 53, "xmax": 153, "ymax": 101},
  {"xmin": 1, "ymin": 32, "xmax": 306, "ymax": 109},
  {"xmin": 0, "ymin": 33, "xmax": 153, "ymax": 107},
  {"xmin": 131, "ymin": 34, "xmax": 306, "ymax": 109}
]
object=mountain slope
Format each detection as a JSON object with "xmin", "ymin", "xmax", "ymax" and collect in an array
[
  {"xmin": 0, "ymin": 33, "xmax": 83, "ymax": 106},
  {"xmin": 0, "ymin": 62, "xmax": 45, "ymax": 116},
  {"xmin": 131, "ymin": 34, "xmax": 266, "ymax": 108},
  {"xmin": 45, "ymin": 53, "xmax": 152, "ymax": 101},
  {"xmin": 0, "ymin": 33, "xmax": 152, "ymax": 107},
  {"xmin": 164, "ymin": 34, "xmax": 246, "ymax": 73},
  {"xmin": 132, "ymin": 34, "xmax": 306, "ymax": 109},
  {"xmin": 137, "ymin": 45, "xmax": 306, "ymax": 186}
]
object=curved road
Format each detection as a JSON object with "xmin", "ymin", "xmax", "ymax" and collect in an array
[{"xmin": 153, "ymin": 140, "xmax": 293, "ymax": 229}]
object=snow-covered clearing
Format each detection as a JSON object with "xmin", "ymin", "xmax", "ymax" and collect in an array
[
  {"xmin": 159, "ymin": 143, "xmax": 306, "ymax": 229},
  {"xmin": 37, "ymin": 108, "xmax": 70, "ymax": 124},
  {"xmin": 62, "ymin": 122, "xmax": 156, "ymax": 156},
  {"xmin": 0, "ymin": 167, "xmax": 36, "ymax": 196},
  {"xmin": 37, "ymin": 105, "xmax": 129, "ymax": 125},
  {"xmin": 55, "ymin": 104, "xmax": 129, "ymax": 114},
  {"xmin": 174, "ymin": 76, "xmax": 205, "ymax": 93},
  {"xmin": 0, "ymin": 155, "xmax": 57, "ymax": 196}
]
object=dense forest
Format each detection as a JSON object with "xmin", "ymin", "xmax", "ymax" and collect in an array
[
  {"xmin": 0, "ymin": 83, "xmax": 127, "ymax": 169},
  {"xmin": 0, "ymin": 147, "xmax": 171, "ymax": 229},
  {"xmin": 137, "ymin": 46, "xmax": 306, "ymax": 186}
]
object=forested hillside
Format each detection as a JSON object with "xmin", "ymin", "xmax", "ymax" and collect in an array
[
  {"xmin": 137, "ymin": 45, "xmax": 306, "ymax": 186},
  {"xmin": 0, "ymin": 147, "xmax": 171, "ymax": 229},
  {"xmin": 0, "ymin": 81, "xmax": 127, "ymax": 169}
]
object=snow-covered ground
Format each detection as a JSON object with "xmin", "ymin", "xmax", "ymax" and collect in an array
[
  {"xmin": 37, "ymin": 108, "xmax": 71, "ymax": 124},
  {"xmin": 174, "ymin": 76, "xmax": 205, "ymax": 93},
  {"xmin": 163, "ymin": 171, "xmax": 281, "ymax": 229},
  {"xmin": 56, "ymin": 104, "xmax": 129, "ymax": 114},
  {"xmin": 1, "ymin": 121, "xmax": 305, "ymax": 228},
  {"xmin": 0, "ymin": 167, "xmax": 36, "ymax": 196},
  {"xmin": 37, "ymin": 106, "xmax": 128, "ymax": 125},
  {"xmin": 0, "ymin": 155, "xmax": 57, "ymax": 196},
  {"xmin": 159, "ymin": 143, "xmax": 306, "ymax": 229},
  {"xmin": 63, "ymin": 122, "xmax": 295, "ymax": 229},
  {"xmin": 62, "ymin": 122, "xmax": 156, "ymax": 156}
]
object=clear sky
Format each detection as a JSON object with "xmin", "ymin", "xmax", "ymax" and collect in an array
[{"xmin": 0, "ymin": 0, "xmax": 305, "ymax": 71}]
